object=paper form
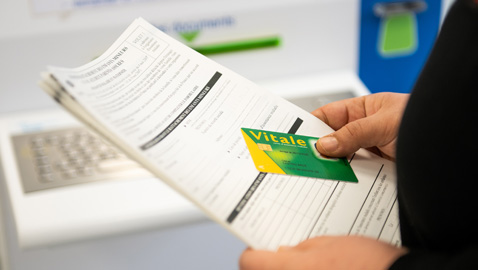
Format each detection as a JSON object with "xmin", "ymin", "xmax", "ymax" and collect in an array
[{"xmin": 43, "ymin": 18, "xmax": 400, "ymax": 250}]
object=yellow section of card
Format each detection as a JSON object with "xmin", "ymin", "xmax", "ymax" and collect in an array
[{"xmin": 242, "ymin": 130, "xmax": 285, "ymax": 174}]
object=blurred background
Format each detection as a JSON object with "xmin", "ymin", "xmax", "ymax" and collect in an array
[{"xmin": 0, "ymin": 0, "xmax": 452, "ymax": 269}]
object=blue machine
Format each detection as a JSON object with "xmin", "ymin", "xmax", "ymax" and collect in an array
[{"xmin": 359, "ymin": 0, "xmax": 442, "ymax": 93}]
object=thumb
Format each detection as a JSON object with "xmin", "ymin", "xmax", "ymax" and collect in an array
[{"xmin": 316, "ymin": 117, "xmax": 381, "ymax": 157}]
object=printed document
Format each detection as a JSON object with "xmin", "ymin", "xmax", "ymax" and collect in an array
[{"xmin": 40, "ymin": 18, "xmax": 400, "ymax": 250}]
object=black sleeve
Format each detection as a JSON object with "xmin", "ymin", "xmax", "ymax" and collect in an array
[
  {"xmin": 391, "ymin": 247, "xmax": 478, "ymax": 269},
  {"xmin": 390, "ymin": 0, "xmax": 478, "ymax": 269}
]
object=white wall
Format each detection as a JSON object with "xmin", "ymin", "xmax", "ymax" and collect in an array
[{"xmin": 0, "ymin": 0, "xmax": 359, "ymax": 113}]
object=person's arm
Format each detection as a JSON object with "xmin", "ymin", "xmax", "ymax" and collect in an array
[{"xmin": 390, "ymin": 0, "xmax": 478, "ymax": 268}]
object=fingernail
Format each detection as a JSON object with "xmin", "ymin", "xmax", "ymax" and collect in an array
[{"xmin": 319, "ymin": 136, "xmax": 338, "ymax": 153}]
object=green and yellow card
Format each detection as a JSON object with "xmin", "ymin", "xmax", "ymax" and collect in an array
[{"xmin": 241, "ymin": 128, "xmax": 358, "ymax": 183}]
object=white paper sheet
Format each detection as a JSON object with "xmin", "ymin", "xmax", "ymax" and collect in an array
[{"xmin": 42, "ymin": 18, "xmax": 400, "ymax": 250}]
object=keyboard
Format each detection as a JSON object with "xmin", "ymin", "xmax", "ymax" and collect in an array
[{"xmin": 12, "ymin": 127, "xmax": 152, "ymax": 193}]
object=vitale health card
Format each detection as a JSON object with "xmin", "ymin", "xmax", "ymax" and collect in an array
[{"xmin": 241, "ymin": 128, "xmax": 358, "ymax": 183}]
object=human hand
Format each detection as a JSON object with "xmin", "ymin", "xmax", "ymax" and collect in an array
[
  {"xmin": 312, "ymin": 92, "xmax": 409, "ymax": 160},
  {"xmin": 239, "ymin": 236, "xmax": 407, "ymax": 270}
]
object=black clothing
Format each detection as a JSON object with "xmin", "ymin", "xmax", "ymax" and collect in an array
[{"xmin": 392, "ymin": 0, "xmax": 478, "ymax": 269}]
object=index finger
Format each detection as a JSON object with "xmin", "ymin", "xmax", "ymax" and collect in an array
[{"xmin": 311, "ymin": 96, "xmax": 367, "ymax": 131}]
